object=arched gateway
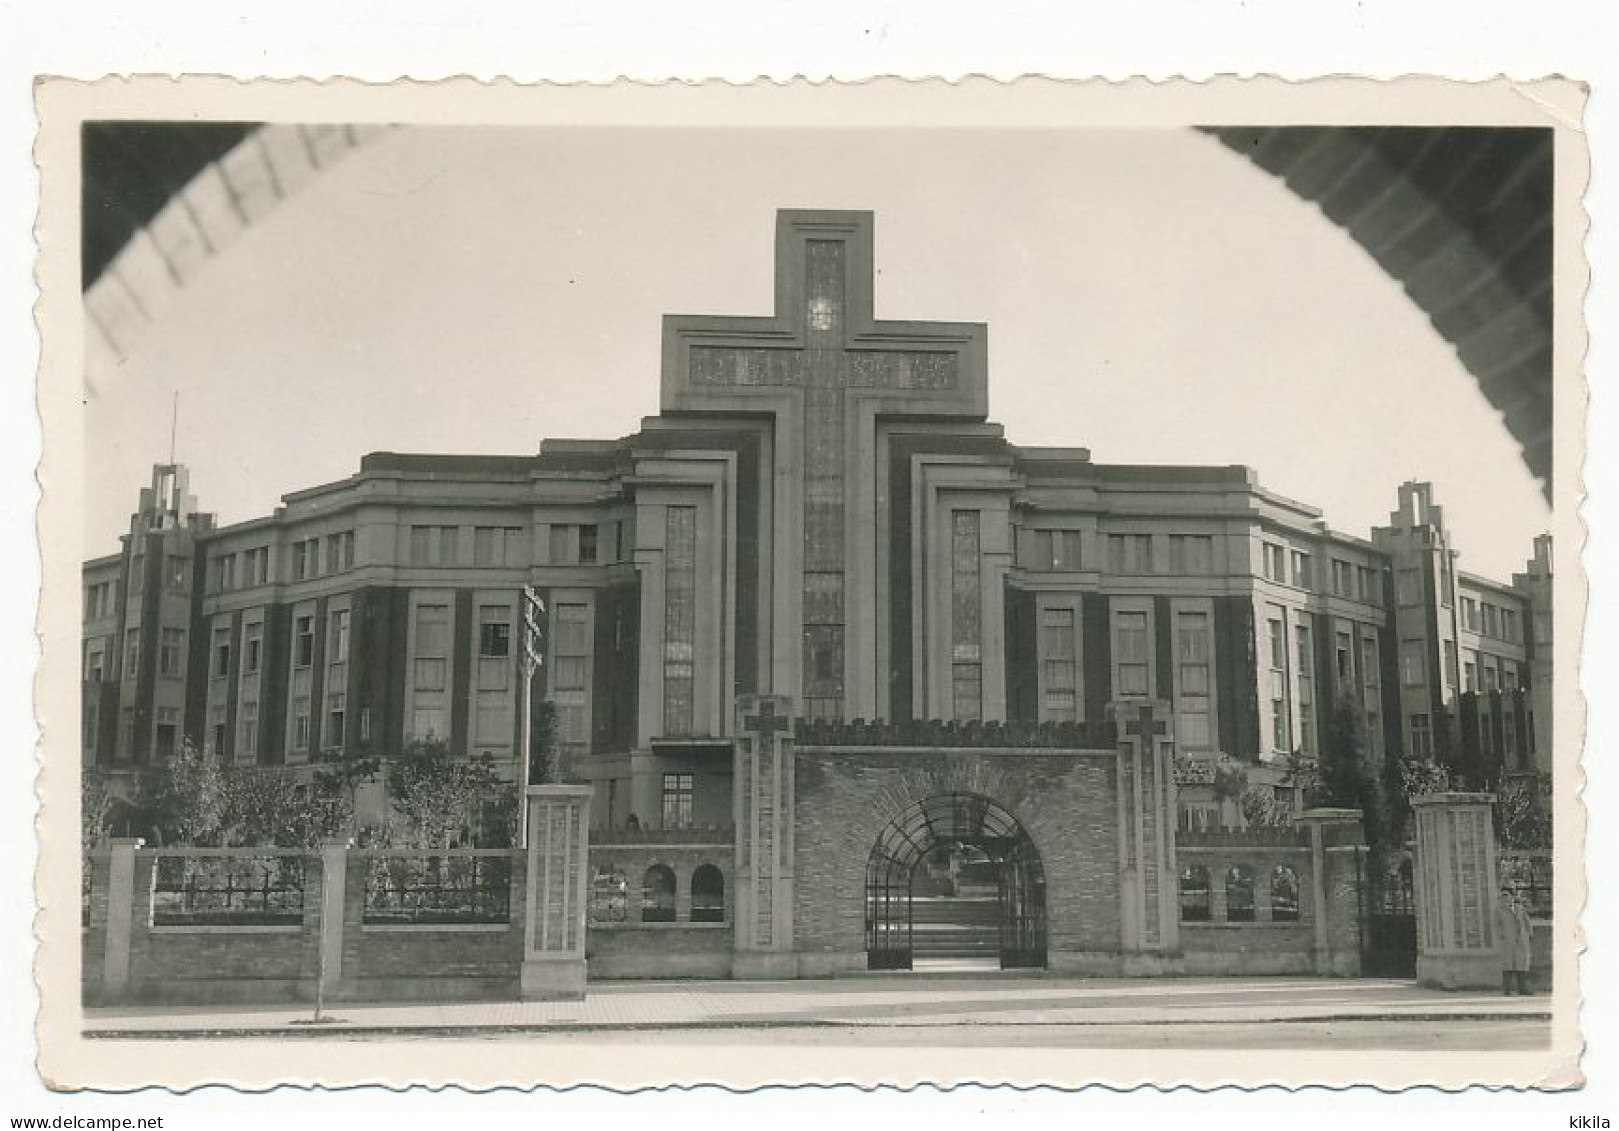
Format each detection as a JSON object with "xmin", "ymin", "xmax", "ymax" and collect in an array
[{"xmin": 866, "ymin": 793, "xmax": 1047, "ymax": 971}]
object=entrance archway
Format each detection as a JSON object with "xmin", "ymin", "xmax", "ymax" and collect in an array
[{"xmin": 865, "ymin": 793, "xmax": 1047, "ymax": 971}]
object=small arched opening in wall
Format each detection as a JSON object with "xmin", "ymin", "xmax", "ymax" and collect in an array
[{"xmin": 864, "ymin": 792, "xmax": 1046, "ymax": 973}]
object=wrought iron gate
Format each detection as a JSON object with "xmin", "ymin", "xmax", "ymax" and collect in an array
[
  {"xmin": 864, "ymin": 792, "xmax": 1047, "ymax": 971},
  {"xmin": 1359, "ymin": 853, "xmax": 1417, "ymax": 978}
]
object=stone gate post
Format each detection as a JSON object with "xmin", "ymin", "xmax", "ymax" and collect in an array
[
  {"xmin": 1113, "ymin": 700, "xmax": 1179, "ymax": 971},
  {"xmin": 1293, "ymin": 808, "xmax": 1364, "ymax": 976},
  {"xmin": 732, "ymin": 694, "xmax": 797, "ymax": 979},
  {"xmin": 521, "ymin": 783, "xmax": 593, "ymax": 1000},
  {"xmin": 1412, "ymin": 792, "xmax": 1501, "ymax": 989},
  {"xmin": 100, "ymin": 837, "xmax": 143, "ymax": 1004}
]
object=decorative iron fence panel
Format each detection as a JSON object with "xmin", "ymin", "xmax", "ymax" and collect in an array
[
  {"xmin": 150, "ymin": 854, "xmax": 306, "ymax": 927},
  {"xmin": 363, "ymin": 853, "xmax": 512, "ymax": 926}
]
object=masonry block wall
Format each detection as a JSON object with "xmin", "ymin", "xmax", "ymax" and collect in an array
[
  {"xmin": 792, "ymin": 748, "xmax": 1121, "ymax": 971},
  {"xmin": 583, "ymin": 842, "xmax": 734, "ymax": 978}
]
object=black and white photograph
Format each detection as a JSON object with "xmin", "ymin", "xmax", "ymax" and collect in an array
[{"xmin": 34, "ymin": 77, "xmax": 1585, "ymax": 1092}]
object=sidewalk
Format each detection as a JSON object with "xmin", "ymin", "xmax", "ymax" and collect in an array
[{"xmin": 84, "ymin": 976, "xmax": 1551, "ymax": 1038}]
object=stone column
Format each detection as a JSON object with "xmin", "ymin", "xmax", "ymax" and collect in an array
[
  {"xmin": 521, "ymin": 784, "xmax": 593, "ymax": 1000},
  {"xmin": 1412, "ymin": 791, "xmax": 1501, "ymax": 989},
  {"xmin": 1294, "ymin": 808, "xmax": 1363, "ymax": 975},
  {"xmin": 100, "ymin": 837, "xmax": 143, "ymax": 1003},
  {"xmin": 1113, "ymin": 700, "xmax": 1178, "ymax": 972},
  {"xmin": 732, "ymin": 694, "xmax": 797, "ymax": 979}
]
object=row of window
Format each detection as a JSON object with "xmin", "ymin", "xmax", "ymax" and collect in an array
[
  {"xmin": 1460, "ymin": 595, "xmax": 1523, "ymax": 643},
  {"xmin": 1179, "ymin": 864, "xmax": 1300, "ymax": 923},
  {"xmin": 291, "ymin": 532, "xmax": 356, "ymax": 582},
  {"xmin": 590, "ymin": 863, "xmax": 725, "ymax": 925},
  {"xmin": 125, "ymin": 553, "xmax": 193, "ymax": 598},
  {"xmin": 1261, "ymin": 544, "xmax": 1385, "ymax": 605},
  {"xmin": 84, "ymin": 580, "xmax": 116, "ymax": 620}
]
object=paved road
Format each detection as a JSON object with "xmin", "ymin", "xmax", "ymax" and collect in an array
[
  {"xmin": 86, "ymin": 975, "xmax": 1552, "ymax": 1049},
  {"xmin": 439, "ymin": 1018, "xmax": 1549, "ymax": 1051}
]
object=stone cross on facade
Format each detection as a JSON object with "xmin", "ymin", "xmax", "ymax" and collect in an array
[{"xmin": 661, "ymin": 211, "xmax": 988, "ymax": 721}]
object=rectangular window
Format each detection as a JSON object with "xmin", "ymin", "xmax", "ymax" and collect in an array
[
  {"xmin": 1029, "ymin": 529, "xmax": 1084, "ymax": 571},
  {"xmin": 411, "ymin": 708, "xmax": 446, "ymax": 741},
  {"xmin": 1464, "ymin": 657, "xmax": 1479, "ymax": 693},
  {"xmin": 1295, "ymin": 623, "xmax": 1316, "ymax": 755},
  {"xmin": 1335, "ymin": 630, "xmax": 1353, "ymax": 683},
  {"xmin": 1107, "ymin": 533, "xmax": 1154, "ymax": 574},
  {"xmin": 1168, "ymin": 534, "xmax": 1213, "ymax": 575},
  {"xmin": 242, "ymin": 623, "xmax": 262, "ymax": 676},
  {"xmin": 663, "ymin": 507, "xmax": 697, "ymax": 735},
  {"xmin": 554, "ymin": 603, "xmax": 590, "ymax": 745},
  {"xmin": 1401, "ymin": 639, "xmax": 1426, "ymax": 687},
  {"xmin": 1039, "ymin": 607, "xmax": 1078, "ymax": 722},
  {"xmin": 1290, "ymin": 550, "xmax": 1312, "ymax": 589},
  {"xmin": 1262, "ymin": 542, "xmax": 1286, "ymax": 583},
  {"xmin": 328, "ymin": 608, "xmax": 350, "ymax": 664},
  {"xmin": 474, "ymin": 526, "xmax": 522, "ymax": 567},
  {"xmin": 1440, "ymin": 563, "xmax": 1455, "ymax": 607},
  {"xmin": 158, "ymin": 627, "xmax": 184, "ymax": 678},
  {"xmin": 164, "ymin": 555, "xmax": 189, "ymax": 595},
  {"xmin": 212, "ymin": 627, "xmax": 231, "ymax": 680},
  {"xmin": 1444, "ymin": 639, "xmax": 1460, "ymax": 690},
  {"xmin": 1361, "ymin": 631, "xmax": 1383, "ymax": 758},
  {"xmin": 1332, "ymin": 559, "xmax": 1353, "ymax": 597},
  {"xmin": 1174, "ymin": 610, "xmax": 1213, "ymax": 749},
  {"xmin": 358, "ymin": 707, "xmax": 372, "ymax": 744},
  {"xmin": 951, "ymin": 511, "xmax": 983, "ymax": 721},
  {"xmin": 154, "ymin": 708, "xmax": 179, "ymax": 759},
  {"xmin": 292, "ymin": 697, "xmax": 311, "ymax": 749},
  {"xmin": 579, "ymin": 524, "xmax": 598, "ymax": 564},
  {"xmin": 294, "ymin": 615, "xmax": 315, "ymax": 668},
  {"xmin": 549, "ymin": 525, "xmax": 571, "ymax": 565},
  {"xmin": 239, "ymin": 702, "xmax": 258, "ymax": 758},
  {"xmin": 1358, "ymin": 565, "xmax": 1381, "ymax": 604},
  {"xmin": 325, "ymin": 692, "xmax": 346, "ymax": 749},
  {"xmin": 1501, "ymin": 608, "xmax": 1519, "ymax": 643},
  {"xmin": 124, "ymin": 628, "xmax": 141, "ymax": 675},
  {"xmin": 479, "ymin": 612, "xmax": 511, "ymax": 658},
  {"xmin": 412, "ymin": 603, "xmax": 449, "ymax": 690},
  {"xmin": 1482, "ymin": 658, "xmax": 1500, "ymax": 693},
  {"xmin": 1461, "ymin": 597, "xmax": 1479, "ymax": 631},
  {"xmin": 661, "ymin": 773, "xmax": 695, "ymax": 830},
  {"xmin": 1409, "ymin": 714, "xmax": 1433, "ymax": 759},
  {"xmin": 1114, "ymin": 610, "xmax": 1150, "ymax": 698},
  {"xmin": 1482, "ymin": 603, "xmax": 1501, "ymax": 638}
]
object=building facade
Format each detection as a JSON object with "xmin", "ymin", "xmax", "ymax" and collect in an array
[{"xmin": 82, "ymin": 210, "xmax": 1553, "ymax": 976}]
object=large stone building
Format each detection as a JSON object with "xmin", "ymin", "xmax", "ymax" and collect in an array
[{"xmin": 82, "ymin": 209, "xmax": 1552, "ymax": 977}]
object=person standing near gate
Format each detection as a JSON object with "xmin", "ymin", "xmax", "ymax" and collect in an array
[{"xmin": 1496, "ymin": 887, "xmax": 1534, "ymax": 995}]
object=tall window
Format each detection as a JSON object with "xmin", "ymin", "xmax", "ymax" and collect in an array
[
  {"xmin": 474, "ymin": 526, "xmax": 524, "ymax": 567},
  {"xmin": 294, "ymin": 615, "xmax": 315, "ymax": 669},
  {"xmin": 1107, "ymin": 533, "xmax": 1154, "ymax": 574},
  {"xmin": 554, "ymin": 603, "xmax": 590, "ymax": 748},
  {"xmin": 325, "ymin": 692, "xmax": 346, "ymax": 749},
  {"xmin": 1295, "ymin": 622, "xmax": 1316, "ymax": 755},
  {"xmin": 1262, "ymin": 542, "xmax": 1286, "ymax": 583},
  {"xmin": 477, "ymin": 605, "xmax": 511, "ymax": 691},
  {"xmin": 1357, "ymin": 565, "xmax": 1381, "ymax": 604},
  {"xmin": 1113, "ymin": 610, "xmax": 1150, "ymax": 698},
  {"xmin": 328, "ymin": 608, "xmax": 350, "ymax": 665},
  {"xmin": 239, "ymin": 701, "xmax": 258, "ymax": 759},
  {"xmin": 124, "ymin": 627, "xmax": 140, "ymax": 675},
  {"xmin": 409, "ymin": 525, "xmax": 459, "ymax": 566},
  {"xmin": 1271, "ymin": 865, "xmax": 1301, "ymax": 922},
  {"xmin": 154, "ymin": 707, "xmax": 179, "ymax": 758},
  {"xmin": 661, "ymin": 773, "xmax": 694, "ymax": 829},
  {"xmin": 242, "ymin": 623, "xmax": 262, "ymax": 676},
  {"xmin": 158, "ymin": 628, "xmax": 184, "ymax": 678},
  {"xmin": 578, "ymin": 524, "xmax": 599, "ymax": 564},
  {"xmin": 1290, "ymin": 549, "xmax": 1312, "ymax": 589},
  {"xmin": 412, "ymin": 604, "xmax": 450, "ymax": 691},
  {"xmin": 1444, "ymin": 639, "xmax": 1459, "ymax": 690},
  {"xmin": 662, "ymin": 507, "xmax": 697, "ymax": 735},
  {"xmin": 1039, "ymin": 607, "xmax": 1078, "ymax": 722},
  {"xmin": 212, "ymin": 627, "xmax": 231, "ymax": 680},
  {"xmin": 292, "ymin": 696, "xmax": 311, "ymax": 750},
  {"xmin": 1225, "ymin": 865, "xmax": 1256, "ymax": 922},
  {"xmin": 1401, "ymin": 639, "xmax": 1426, "ymax": 687},
  {"xmin": 1179, "ymin": 866, "xmax": 1211, "ymax": 922},
  {"xmin": 1331, "ymin": 559, "xmax": 1353, "ymax": 597},
  {"xmin": 1461, "ymin": 597, "xmax": 1479, "ymax": 631},
  {"xmin": 1267, "ymin": 612, "xmax": 1289, "ymax": 751},
  {"xmin": 1409, "ymin": 713, "xmax": 1433, "ymax": 758},
  {"xmin": 1175, "ymin": 610, "xmax": 1213, "ymax": 749},
  {"xmin": 1361, "ymin": 631, "xmax": 1383, "ymax": 758},
  {"xmin": 690, "ymin": 865, "xmax": 725, "ymax": 923},
  {"xmin": 951, "ymin": 511, "xmax": 983, "ymax": 721}
]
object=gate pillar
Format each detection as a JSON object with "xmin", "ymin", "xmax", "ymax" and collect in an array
[
  {"xmin": 732, "ymin": 694, "xmax": 798, "ymax": 979},
  {"xmin": 1113, "ymin": 700, "xmax": 1179, "ymax": 972},
  {"xmin": 520, "ymin": 784, "xmax": 592, "ymax": 1000},
  {"xmin": 1412, "ymin": 792, "xmax": 1501, "ymax": 989}
]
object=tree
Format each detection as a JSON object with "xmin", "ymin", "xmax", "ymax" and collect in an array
[
  {"xmin": 138, "ymin": 739, "xmax": 229, "ymax": 846},
  {"xmin": 528, "ymin": 699, "xmax": 560, "ymax": 786},
  {"xmin": 1320, "ymin": 690, "xmax": 1389, "ymax": 868},
  {"xmin": 81, "ymin": 771, "xmax": 119, "ymax": 855},
  {"xmin": 386, "ymin": 738, "xmax": 512, "ymax": 849},
  {"xmin": 1495, "ymin": 774, "xmax": 1553, "ymax": 850}
]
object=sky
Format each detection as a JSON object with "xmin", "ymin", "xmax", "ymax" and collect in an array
[{"xmin": 83, "ymin": 125, "xmax": 1552, "ymax": 581}]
